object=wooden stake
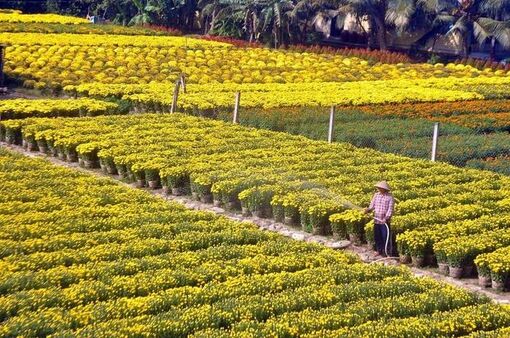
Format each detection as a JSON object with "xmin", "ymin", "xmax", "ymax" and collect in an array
[
  {"xmin": 328, "ymin": 106, "xmax": 336, "ymax": 143},
  {"xmin": 431, "ymin": 122, "xmax": 439, "ymax": 162},
  {"xmin": 180, "ymin": 74, "xmax": 186, "ymax": 93},
  {"xmin": 170, "ymin": 79, "xmax": 180, "ymax": 113},
  {"xmin": 233, "ymin": 91, "xmax": 241, "ymax": 123}
]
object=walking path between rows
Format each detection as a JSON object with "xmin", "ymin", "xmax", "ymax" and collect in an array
[{"xmin": 3, "ymin": 142, "xmax": 509, "ymax": 305}]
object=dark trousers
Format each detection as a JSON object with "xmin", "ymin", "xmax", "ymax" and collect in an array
[{"xmin": 374, "ymin": 223, "xmax": 393, "ymax": 256}]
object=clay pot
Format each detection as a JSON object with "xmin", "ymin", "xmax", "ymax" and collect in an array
[
  {"xmin": 106, "ymin": 164, "xmax": 117, "ymax": 175},
  {"xmin": 100, "ymin": 163, "xmax": 108, "ymax": 173},
  {"xmin": 27, "ymin": 141, "xmax": 38, "ymax": 152},
  {"xmin": 478, "ymin": 275, "xmax": 492, "ymax": 288},
  {"xmin": 438, "ymin": 263, "xmax": 449, "ymax": 275},
  {"xmin": 49, "ymin": 146, "xmax": 58, "ymax": 157},
  {"xmin": 171, "ymin": 187, "xmax": 185, "ymax": 196},
  {"xmin": 253, "ymin": 209, "xmax": 267, "ymax": 218},
  {"xmin": 226, "ymin": 201, "xmax": 238, "ymax": 211},
  {"xmin": 241, "ymin": 207, "xmax": 251, "ymax": 217},
  {"xmin": 201, "ymin": 194, "xmax": 213, "ymax": 204},
  {"xmin": 492, "ymin": 279, "xmax": 506, "ymax": 291},
  {"xmin": 411, "ymin": 256, "xmax": 425, "ymax": 268},
  {"xmin": 84, "ymin": 160, "xmax": 97, "ymax": 169},
  {"xmin": 147, "ymin": 180, "xmax": 160, "ymax": 190},
  {"xmin": 449, "ymin": 266, "xmax": 463, "ymax": 279},
  {"xmin": 348, "ymin": 234, "xmax": 362, "ymax": 246},
  {"xmin": 37, "ymin": 141, "xmax": 48, "ymax": 154},
  {"xmin": 399, "ymin": 255, "xmax": 412, "ymax": 264},
  {"xmin": 136, "ymin": 179, "xmax": 145, "ymax": 188},
  {"xmin": 66, "ymin": 153, "xmax": 78, "ymax": 162}
]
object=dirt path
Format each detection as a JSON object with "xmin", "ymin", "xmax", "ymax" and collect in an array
[{"xmin": 3, "ymin": 142, "xmax": 509, "ymax": 305}]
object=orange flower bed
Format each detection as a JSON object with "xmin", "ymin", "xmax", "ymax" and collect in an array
[{"xmin": 353, "ymin": 100, "xmax": 510, "ymax": 130}]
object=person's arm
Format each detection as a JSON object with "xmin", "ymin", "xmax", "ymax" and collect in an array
[
  {"xmin": 384, "ymin": 196, "xmax": 395, "ymax": 220},
  {"xmin": 365, "ymin": 194, "xmax": 376, "ymax": 213}
]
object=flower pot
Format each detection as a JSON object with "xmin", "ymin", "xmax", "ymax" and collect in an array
[
  {"xmin": 84, "ymin": 160, "xmax": 97, "ymax": 169},
  {"xmin": 253, "ymin": 209, "xmax": 267, "ymax": 218},
  {"xmin": 201, "ymin": 194, "xmax": 213, "ymax": 204},
  {"xmin": 27, "ymin": 140, "xmax": 38, "ymax": 152},
  {"xmin": 438, "ymin": 263, "xmax": 449, "ymax": 275},
  {"xmin": 332, "ymin": 232, "xmax": 346, "ymax": 241},
  {"xmin": 478, "ymin": 275, "xmax": 492, "ymax": 288},
  {"xmin": 348, "ymin": 234, "xmax": 362, "ymax": 246},
  {"xmin": 66, "ymin": 153, "xmax": 78, "ymax": 162},
  {"xmin": 171, "ymin": 187, "xmax": 185, "ymax": 196},
  {"xmin": 136, "ymin": 179, "xmax": 145, "ymax": 188},
  {"xmin": 449, "ymin": 266, "xmax": 463, "ymax": 279},
  {"xmin": 7, "ymin": 136, "xmax": 17, "ymax": 145},
  {"xmin": 106, "ymin": 164, "xmax": 117, "ymax": 175},
  {"xmin": 284, "ymin": 216, "xmax": 295, "ymax": 226},
  {"xmin": 411, "ymin": 256, "xmax": 425, "ymax": 268},
  {"xmin": 226, "ymin": 201, "xmax": 238, "ymax": 211},
  {"xmin": 147, "ymin": 180, "xmax": 160, "ymax": 190},
  {"xmin": 312, "ymin": 227, "xmax": 321, "ymax": 236},
  {"xmin": 100, "ymin": 163, "xmax": 108, "ymax": 173},
  {"xmin": 37, "ymin": 141, "xmax": 48, "ymax": 154},
  {"xmin": 399, "ymin": 255, "xmax": 412, "ymax": 264},
  {"xmin": 492, "ymin": 279, "xmax": 506, "ymax": 291},
  {"xmin": 48, "ymin": 146, "xmax": 58, "ymax": 157},
  {"xmin": 241, "ymin": 207, "xmax": 251, "ymax": 217}
]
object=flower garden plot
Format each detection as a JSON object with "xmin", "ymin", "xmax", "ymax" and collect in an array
[
  {"xmin": 355, "ymin": 99, "xmax": 510, "ymax": 132},
  {"xmin": 3, "ymin": 30, "xmax": 509, "ymax": 92},
  {"xmin": 0, "ymin": 98, "xmax": 119, "ymax": 120},
  {"xmin": 212, "ymin": 106, "xmax": 510, "ymax": 169},
  {"xmin": 467, "ymin": 156, "xmax": 510, "ymax": 176},
  {"xmin": 0, "ymin": 11, "xmax": 89, "ymax": 24},
  {"xmin": 3, "ymin": 114, "xmax": 510, "ymax": 281},
  {"xmin": 2, "ymin": 147, "xmax": 509, "ymax": 336},
  {"xmin": 0, "ymin": 22, "xmax": 179, "ymax": 36}
]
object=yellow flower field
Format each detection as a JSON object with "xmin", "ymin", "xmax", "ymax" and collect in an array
[
  {"xmin": 2, "ymin": 113, "xmax": 510, "ymax": 282},
  {"xmin": 1, "ymin": 147, "xmax": 510, "ymax": 337},
  {"xmin": 0, "ymin": 11, "xmax": 89, "ymax": 24}
]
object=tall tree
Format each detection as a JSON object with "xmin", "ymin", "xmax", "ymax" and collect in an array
[{"xmin": 419, "ymin": 0, "xmax": 510, "ymax": 57}]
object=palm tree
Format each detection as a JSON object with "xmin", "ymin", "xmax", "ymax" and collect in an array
[
  {"xmin": 419, "ymin": 0, "xmax": 510, "ymax": 57},
  {"xmin": 129, "ymin": 0, "xmax": 162, "ymax": 25},
  {"xmin": 339, "ymin": 0, "xmax": 423, "ymax": 50},
  {"xmin": 289, "ymin": 0, "xmax": 340, "ymax": 42}
]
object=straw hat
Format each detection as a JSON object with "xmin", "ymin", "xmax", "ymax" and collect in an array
[{"xmin": 375, "ymin": 181, "xmax": 391, "ymax": 191}]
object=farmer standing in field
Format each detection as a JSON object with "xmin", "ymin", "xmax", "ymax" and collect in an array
[{"xmin": 364, "ymin": 181, "xmax": 395, "ymax": 257}]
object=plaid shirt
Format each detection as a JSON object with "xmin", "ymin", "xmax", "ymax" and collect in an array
[{"xmin": 368, "ymin": 192, "xmax": 395, "ymax": 224}]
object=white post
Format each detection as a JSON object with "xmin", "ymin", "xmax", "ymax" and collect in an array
[
  {"xmin": 431, "ymin": 122, "xmax": 439, "ymax": 162},
  {"xmin": 328, "ymin": 106, "xmax": 335, "ymax": 143},
  {"xmin": 233, "ymin": 91, "xmax": 241, "ymax": 123},
  {"xmin": 170, "ymin": 79, "xmax": 180, "ymax": 113},
  {"xmin": 180, "ymin": 74, "xmax": 186, "ymax": 93}
]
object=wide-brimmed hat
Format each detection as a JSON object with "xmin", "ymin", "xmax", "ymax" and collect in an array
[{"xmin": 375, "ymin": 181, "xmax": 391, "ymax": 191}]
